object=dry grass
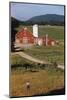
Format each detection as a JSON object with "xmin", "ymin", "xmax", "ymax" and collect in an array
[{"xmin": 10, "ymin": 69, "xmax": 64, "ymax": 97}]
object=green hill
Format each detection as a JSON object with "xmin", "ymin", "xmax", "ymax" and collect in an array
[{"xmin": 27, "ymin": 14, "xmax": 64, "ymax": 25}]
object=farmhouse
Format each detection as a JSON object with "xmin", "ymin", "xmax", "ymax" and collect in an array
[{"xmin": 15, "ymin": 24, "xmax": 56, "ymax": 47}]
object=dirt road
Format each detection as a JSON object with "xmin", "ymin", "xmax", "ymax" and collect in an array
[
  {"xmin": 12, "ymin": 51, "xmax": 64, "ymax": 70},
  {"xmin": 14, "ymin": 51, "xmax": 49, "ymax": 64}
]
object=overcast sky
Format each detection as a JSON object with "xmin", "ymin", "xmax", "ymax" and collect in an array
[{"xmin": 11, "ymin": 2, "xmax": 64, "ymax": 21}]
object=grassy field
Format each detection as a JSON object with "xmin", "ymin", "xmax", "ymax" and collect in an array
[
  {"xmin": 10, "ymin": 54, "xmax": 64, "ymax": 97},
  {"xmin": 23, "ymin": 45, "xmax": 64, "ymax": 64},
  {"xmin": 11, "ymin": 69, "xmax": 64, "ymax": 97},
  {"xmin": 38, "ymin": 25, "xmax": 64, "ymax": 40}
]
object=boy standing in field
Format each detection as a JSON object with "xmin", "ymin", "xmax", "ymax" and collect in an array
[{"xmin": 26, "ymin": 81, "xmax": 30, "ymax": 96}]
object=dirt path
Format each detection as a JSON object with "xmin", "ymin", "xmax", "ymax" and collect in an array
[
  {"xmin": 12, "ymin": 51, "xmax": 64, "ymax": 70},
  {"xmin": 14, "ymin": 51, "xmax": 49, "ymax": 64},
  {"xmin": 13, "ymin": 52, "xmax": 50, "ymax": 64}
]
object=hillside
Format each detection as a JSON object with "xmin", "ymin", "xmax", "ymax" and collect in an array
[
  {"xmin": 28, "ymin": 14, "xmax": 64, "ymax": 22},
  {"xmin": 27, "ymin": 14, "xmax": 64, "ymax": 25}
]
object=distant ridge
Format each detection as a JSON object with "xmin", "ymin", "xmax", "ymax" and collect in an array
[{"xmin": 28, "ymin": 14, "xmax": 64, "ymax": 22}]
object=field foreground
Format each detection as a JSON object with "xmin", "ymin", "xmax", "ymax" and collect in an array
[{"xmin": 10, "ymin": 67, "xmax": 64, "ymax": 97}]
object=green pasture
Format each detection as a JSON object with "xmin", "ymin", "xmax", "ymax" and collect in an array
[{"xmin": 24, "ymin": 45, "xmax": 64, "ymax": 64}]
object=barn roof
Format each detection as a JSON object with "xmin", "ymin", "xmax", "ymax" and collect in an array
[{"xmin": 16, "ymin": 27, "xmax": 34, "ymax": 38}]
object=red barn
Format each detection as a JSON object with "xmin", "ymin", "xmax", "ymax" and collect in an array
[{"xmin": 15, "ymin": 27, "xmax": 34, "ymax": 44}]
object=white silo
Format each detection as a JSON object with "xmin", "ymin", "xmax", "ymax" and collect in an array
[{"xmin": 33, "ymin": 24, "xmax": 38, "ymax": 37}]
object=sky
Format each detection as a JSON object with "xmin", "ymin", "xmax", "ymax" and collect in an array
[{"xmin": 11, "ymin": 2, "xmax": 64, "ymax": 21}]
